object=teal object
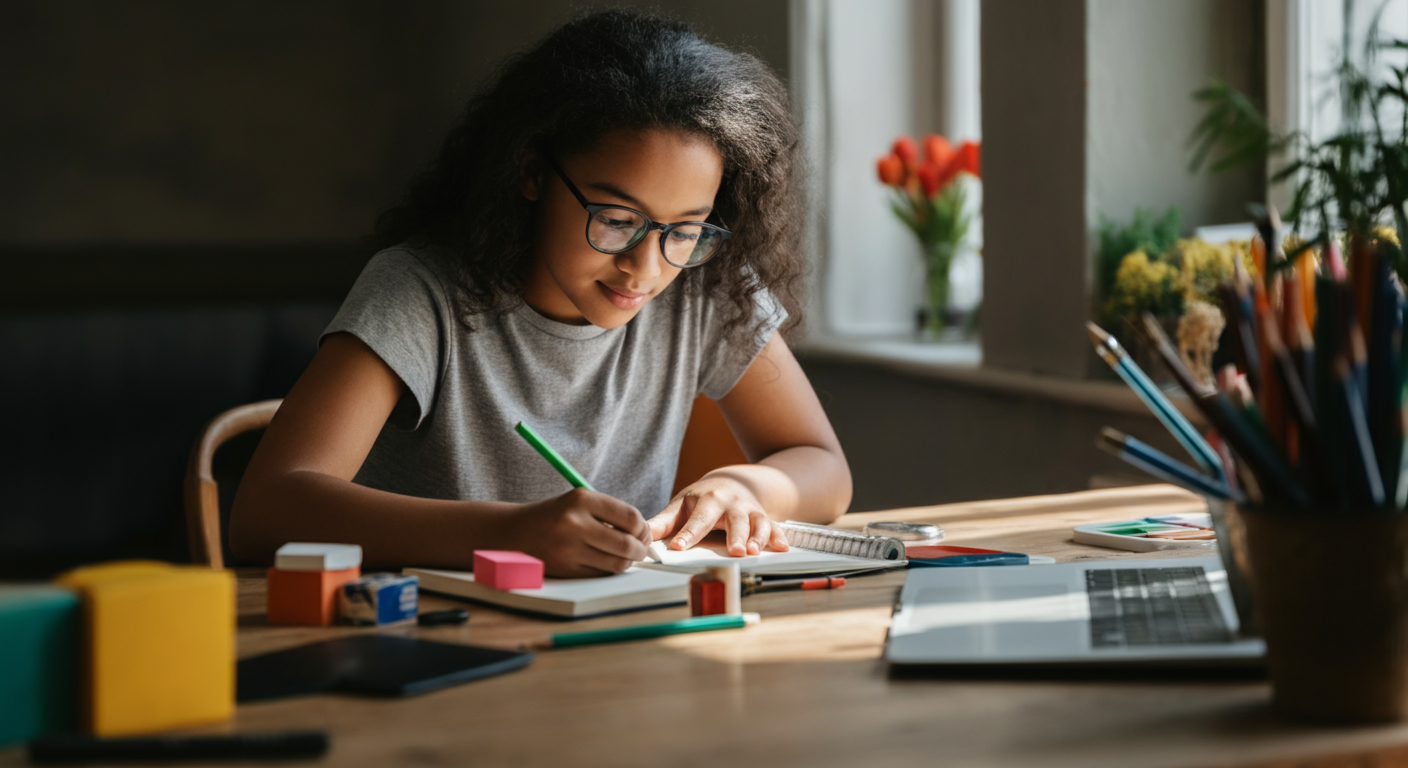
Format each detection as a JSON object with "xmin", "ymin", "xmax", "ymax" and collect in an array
[
  {"xmin": 549, "ymin": 614, "xmax": 749, "ymax": 648},
  {"xmin": 0, "ymin": 586, "xmax": 79, "ymax": 746}
]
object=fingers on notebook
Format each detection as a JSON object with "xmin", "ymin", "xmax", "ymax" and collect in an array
[
  {"xmin": 768, "ymin": 522, "xmax": 790, "ymax": 552},
  {"xmin": 650, "ymin": 496, "xmax": 688, "ymax": 542},
  {"xmin": 666, "ymin": 485, "xmax": 764, "ymax": 557},
  {"xmin": 724, "ymin": 509, "xmax": 754, "ymax": 556},
  {"xmin": 746, "ymin": 511, "xmax": 781, "ymax": 556}
]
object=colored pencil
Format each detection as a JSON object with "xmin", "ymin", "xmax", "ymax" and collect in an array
[
  {"xmin": 1097, "ymin": 428, "xmax": 1243, "ymax": 501},
  {"xmin": 515, "ymin": 421, "xmax": 594, "ymax": 490},
  {"xmin": 1263, "ymin": 315, "xmax": 1320, "ymax": 455},
  {"xmin": 1367, "ymin": 257, "xmax": 1404, "ymax": 496},
  {"xmin": 1136, "ymin": 314, "xmax": 1311, "ymax": 509},
  {"xmin": 1336, "ymin": 357, "xmax": 1386, "ymax": 508},
  {"xmin": 1086, "ymin": 322, "xmax": 1226, "ymax": 482},
  {"xmin": 1229, "ymin": 259, "xmax": 1263, "ymax": 392}
]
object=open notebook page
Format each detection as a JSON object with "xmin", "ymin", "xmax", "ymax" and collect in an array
[{"xmin": 641, "ymin": 540, "xmax": 904, "ymax": 577}]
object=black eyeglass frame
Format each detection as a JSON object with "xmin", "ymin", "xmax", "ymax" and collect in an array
[{"xmin": 543, "ymin": 155, "xmax": 732, "ymax": 268}]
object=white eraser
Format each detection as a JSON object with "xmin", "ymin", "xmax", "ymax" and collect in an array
[{"xmin": 275, "ymin": 542, "xmax": 363, "ymax": 571}]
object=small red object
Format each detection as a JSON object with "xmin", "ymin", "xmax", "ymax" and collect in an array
[
  {"xmin": 473, "ymin": 551, "xmax": 544, "ymax": 590},
  {"xmin": 801, "ymin": 577, "xmax": 846, "ymax": 590},
  {"xmin": 267, "ymin": 565, "xmax": 361, "ymax": 626},
  {"xmin": 690, "ymin": 576, "xmax": 727, "ymax": 616},
  {"xmin": 907, "ymin": 545, "xmax": 1003, "ymax": 560}
]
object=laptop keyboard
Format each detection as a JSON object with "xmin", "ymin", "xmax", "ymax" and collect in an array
[{"xmin": 1086, "ymin": 566, "xmax": 1232, "ymax": 648}]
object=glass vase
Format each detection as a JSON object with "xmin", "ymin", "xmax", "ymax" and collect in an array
[{"xmin": 919, "ymin": 241, "xmax": 954, "ymax": 339}]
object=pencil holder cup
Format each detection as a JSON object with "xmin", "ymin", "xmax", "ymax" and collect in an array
[{"xmin": 1238, "ymin": 506, "xmax": 1408, "ymax": 723}]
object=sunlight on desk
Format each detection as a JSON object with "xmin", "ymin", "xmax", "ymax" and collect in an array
[
  {"xmin": 838, "ymin": 485, "xmax": 1208, "ymax": 561},
  {"xmin": 661, "ymin": 606, "xmax": 890, "ymax": 664}
]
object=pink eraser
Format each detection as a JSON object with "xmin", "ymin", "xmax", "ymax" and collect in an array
[{"xmin": 473, "ymin": 550, "xmax": 545, "ymax": 590}]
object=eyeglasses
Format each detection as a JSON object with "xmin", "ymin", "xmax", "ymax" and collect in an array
[{"xmin": 544, "ymin": 156, "xmax": 732, "ymax": 268}]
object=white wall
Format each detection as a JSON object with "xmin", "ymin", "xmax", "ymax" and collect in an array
[
  {"xmin": 1085, "ymin": 0, "xmax": 1263, "ymax": 234},
  {"xmin": 827, "ymin": 0, "xmax": 922, "ymax": 335}
]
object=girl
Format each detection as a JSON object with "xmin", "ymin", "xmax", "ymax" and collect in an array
[{"xmin": 229, "ymin": 10, "xmax": 851, "ymax": 577}]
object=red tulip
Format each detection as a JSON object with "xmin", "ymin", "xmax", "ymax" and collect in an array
[
  {"xmin": 917, "ymin": 161, "xmax": 942, "ymax": 198},
  {"xmin": 892, "ymin": 136, "xmax": 918, "ymax": 168},
  {"xmin": 876, "ymin": 154, "xmax": 904, "ymax": 186},
  {"xmin": 955, "ymin": 141, "xmax": 981, "ymax": 178},
  {"xmin": 922, "ymin": 134, "xmax": 953, "ymax": 168}
]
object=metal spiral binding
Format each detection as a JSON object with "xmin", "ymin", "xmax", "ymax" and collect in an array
[{"xmin": 777, "ymin": 522, "xmax": 906, "ymax": 561}]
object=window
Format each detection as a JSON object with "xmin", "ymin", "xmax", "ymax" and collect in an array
[
  {"xmin": 1267, "ymin": 0, "xmax": 1408, "ymax": 208},
  {"xmin": 790, "ymin": 0, "xmax": 982, "ymax": 339}
]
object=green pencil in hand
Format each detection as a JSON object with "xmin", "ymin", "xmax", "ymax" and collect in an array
[
  {"xmin": 513, "ymin": 421, "xmax": 661, "ymax": 563},
  {"xmin": 514, "ymin": 421, "xmax": 594, "ymax": 490}
]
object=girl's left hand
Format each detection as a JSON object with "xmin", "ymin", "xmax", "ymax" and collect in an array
[{"xmin": 649, "ymin": 472, "xmax": 791, "ymax": 557}]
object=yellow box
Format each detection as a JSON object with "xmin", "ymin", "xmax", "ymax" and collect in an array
[{"xmin": 57, "ymin": 561, "xmax": 234, "ymax": 736}]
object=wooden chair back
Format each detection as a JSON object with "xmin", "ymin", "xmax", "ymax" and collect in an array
[
  {"xmin": 183, "ymin": 395, "xmax": 744, "ymax": 568},
  {"xmin": 184, "ymin": 399, "xmax": 281, "ymax": 569}
]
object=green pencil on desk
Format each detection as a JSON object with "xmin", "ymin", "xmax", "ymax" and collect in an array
[
  {"xmin": 534, "ymin": 613, "xmax": 761, "ymax": 649},
  {"xmin": 514, "ymin": 421, "xmax": 662, "ymax": 563}
]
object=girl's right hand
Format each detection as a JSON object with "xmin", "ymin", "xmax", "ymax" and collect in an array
[{"xmin": 511, "ymin": 488, "xmax": 652, "ymax": 578}]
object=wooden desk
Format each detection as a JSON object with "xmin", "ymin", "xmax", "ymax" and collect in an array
[{"xmin": 11, "ymin": 486, "xmax": 1408, "ymax": 767}]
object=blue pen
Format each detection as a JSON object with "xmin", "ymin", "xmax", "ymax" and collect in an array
[
  {"xmin": 910, "ymin": 553, "xmax": 1032, "ymax": 568},
  {"xmin": 1086, "ymin": 322, "xmax": 1227, "ymax": 485}
]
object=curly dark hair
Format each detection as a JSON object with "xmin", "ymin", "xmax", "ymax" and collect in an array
[{"xmin": 372, "ymin": 9, "xmax": 805, "ymax": 347}]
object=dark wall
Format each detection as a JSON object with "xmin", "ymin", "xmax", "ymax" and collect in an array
[
  {"xmin": 798, "ymin": 355, "xmax": 1185, "ymax": 512},
  {"xmin": 2, "ymin": 0, "xmax": 790, "ymax": 308},
  {"xmin": 1, "ymin": 1, "xmax": 790, "ymax": 576}
]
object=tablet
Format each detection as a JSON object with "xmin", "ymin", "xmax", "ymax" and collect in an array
[{"xmin": 237, "ymin": 635, "xmax": 533, "ymax": 702}]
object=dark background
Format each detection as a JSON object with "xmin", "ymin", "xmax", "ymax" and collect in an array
[
  {"xmin": 1, "ymin": 1, "xmax": 1248, "ymax": 578},
  {"xmin": 0, "ymin": 1, "xmax": 788, "ymax": 576}
]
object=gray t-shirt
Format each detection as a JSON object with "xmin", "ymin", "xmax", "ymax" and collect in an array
[{"xmin": 322, "ymin": 246, "xmax": 786, "ymax": 517}]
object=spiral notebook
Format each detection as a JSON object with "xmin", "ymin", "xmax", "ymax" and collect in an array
[{"xmin": 643, "ymin": 521, "xmax": 908, "ymax": 577}]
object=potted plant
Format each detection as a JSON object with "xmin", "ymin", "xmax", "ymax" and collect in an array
[{"xmin": 1189, "ymin": 15, "xmax": 1408, "ymax": 723}]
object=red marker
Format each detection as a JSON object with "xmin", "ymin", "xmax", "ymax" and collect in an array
[{"xmin": 744, "ymin": 576, "xmax": 846, "ymax": 594}]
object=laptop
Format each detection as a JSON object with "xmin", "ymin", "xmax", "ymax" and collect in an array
[{"xmin": 886, "ymin": 556, "xmax": 1265, "ymax": 669}]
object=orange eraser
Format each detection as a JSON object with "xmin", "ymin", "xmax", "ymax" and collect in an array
[{"xmin": 266, "ymin": 566, "xmax": 360, "ymax": 626}]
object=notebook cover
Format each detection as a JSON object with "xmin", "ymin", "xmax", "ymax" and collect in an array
[{"xmin": 406, "ymin": 567, "xmax": 690, "ymax": 620}]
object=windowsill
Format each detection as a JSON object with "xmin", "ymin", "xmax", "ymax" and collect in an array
[{"xmin": 795, "ymin": 332, "xmax": 1204, "ymax": 424}]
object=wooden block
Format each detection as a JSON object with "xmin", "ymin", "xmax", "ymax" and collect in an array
[
  {"xmin": 473, "ymin": 551, "xmax": 544, "ymax": 590},
  {"xmin": 267, "ymin": 566, "xmax": 361, "ymax": 626},
  {"xmin": 0, "ymin": 586, "xmax": 79, "ymax": 746},
  {"xmin": 57, "ymin": 561, "xmax": 234, "ymax": 737}
]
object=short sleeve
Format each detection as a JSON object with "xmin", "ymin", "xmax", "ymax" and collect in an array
[
  {"xmin": 321, "ymin": 248, "xmax": 450, "ymax": 430},
  {"xmin": 697, "ymin": 288, "xmax": 788, "ymax": 400}
]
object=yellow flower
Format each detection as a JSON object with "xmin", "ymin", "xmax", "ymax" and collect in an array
[{"xmin": 1103, "ymin": 250, "xmax": 1183, "ymax": 320}]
